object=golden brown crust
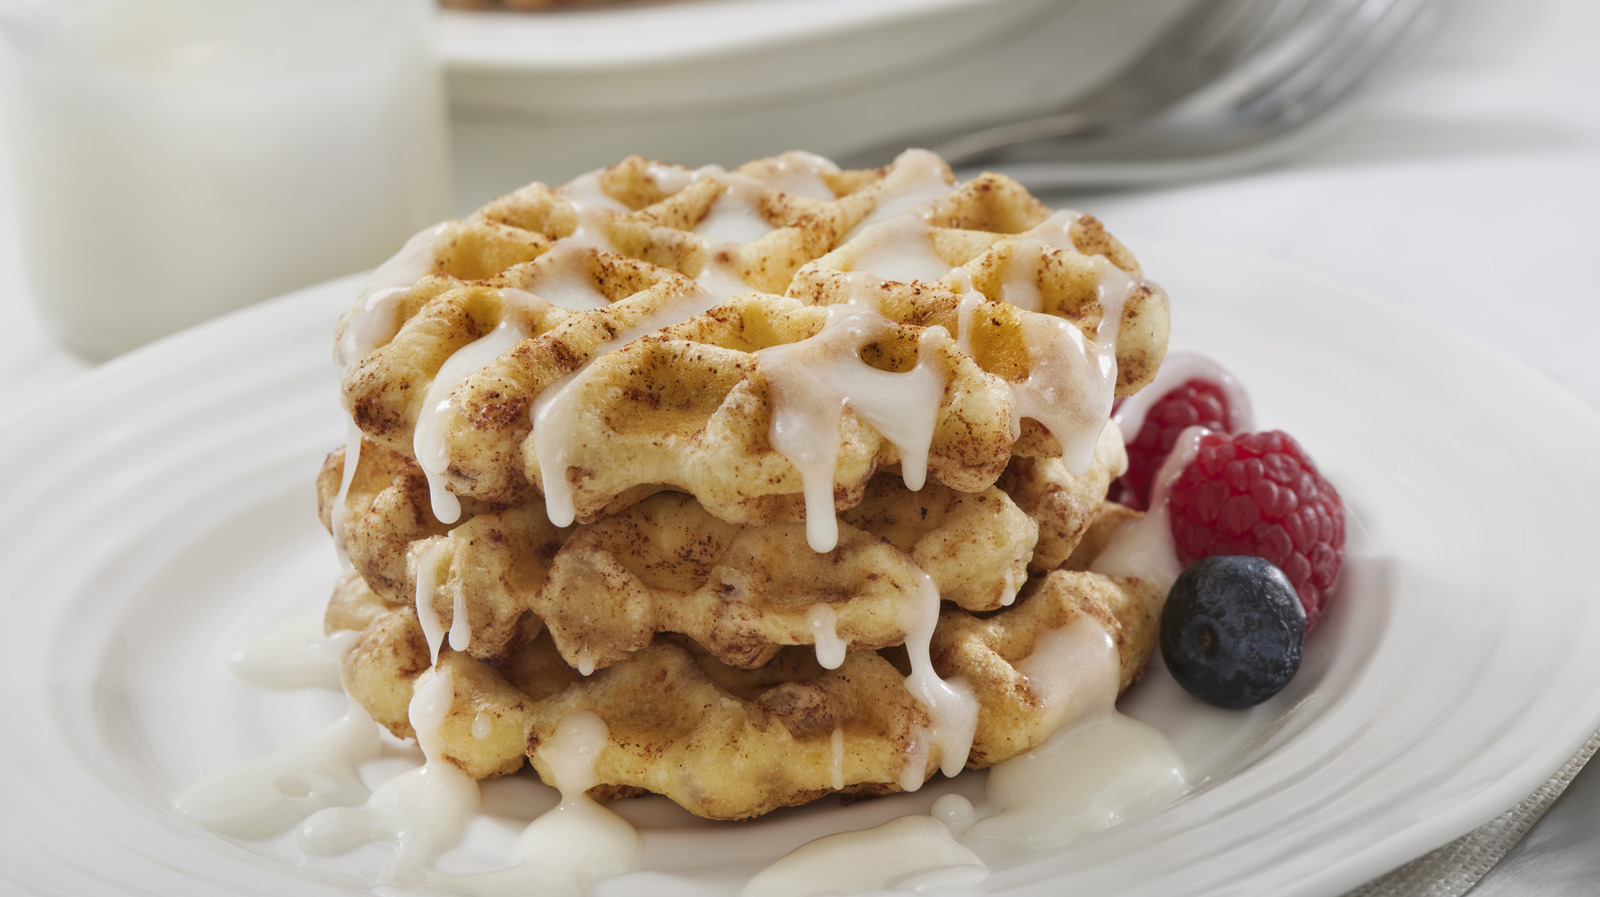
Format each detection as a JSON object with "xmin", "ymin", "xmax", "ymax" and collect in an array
[
  {"xmin": 331, "ymin": 565, "xmax": 1162, "ymax": 819},
  {"xmin": 334, "ymin": 150, "xmax": 1169, "ymax": 524},
  {"xmin": 319, "ymin": 148, "xmax": 1174, "ymax": 822}
]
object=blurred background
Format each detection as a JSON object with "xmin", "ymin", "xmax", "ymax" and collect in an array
[{"xmin": 0, "ymin": 0, "xmax": 1596, "ymax": 890}]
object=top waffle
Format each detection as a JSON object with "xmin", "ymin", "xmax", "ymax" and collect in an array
[{"xmin": 334, "ymin": 150, "xmax": 1169, "ymax": 550}]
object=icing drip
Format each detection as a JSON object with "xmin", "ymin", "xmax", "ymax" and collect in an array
[
  {"xmin": 1112, "ymin": 350, "xmax": 1256, "ymax": 440},
  {"xmin": 961, "ymin": 615, "xmax": 1187, "ymax": 854},
  {"xmin": 432, "ymin": 713, "xmax": 641, "ymax": 896},
  {"xmin": 449, "ymin": 576, "xmax": 473, "ymax": 655},
  {"xmin": 331, "ymin": 417, "xmax": 363, "ymax": 570},
  {"xmin": 336, "ymin": 221, "xmax": 449, "ymax": 369},
  {"xmin": 413, "ymin": 537, "xmax": 453, "ymax": 664},
  {"xmin": 1007, "ymin": 256, "xmax": 1143, "ymax": 475},
  {"xmin": 297, "ymin": 666, "xmax": 482, "ymax": 880},
  {"xmin": 901, "ymin": 568, "xmax": 978, "ymax": 781},
  {"xmin": 1000, "ymin": 563, "xmax": 1021, "ymax": 608},
  {"xmin": 414, "ymin": 304, "xmax": 543, "ymax": 524},
  {"xmin": 931, "ymin": 793, "xmax": 978, "ymax": 836},
  {"xmin": 1090, "ymin": 425, "xmax": 1206, "ymax": 595},
  {"xmin": 998, "ymin": 238, "xmax": 1053, "ymax": 313},
  {"xmin": 757, "ymin": 308, "xmax": 952, "ymax": 552},
  {"xmin": 531, "ymin": 284, "xmax": 728, "ymax": 528},
  {"xmin": 898, "ymin": 731, "xmax": 933, "ymax": 793},
  {"xmin": 471, "ymin": 711, "xmax": 494, "ymax": 741},
  {"xmin": 829, "ymin": 728, "xmax": 846, "ymax": 791},
  {"xmin": 808, "ymin": 603, "xmax": 847, "ymax": 670},
  {"xmin": 333, "ymin": 222, "xmax": 454, "ymax": 560}
]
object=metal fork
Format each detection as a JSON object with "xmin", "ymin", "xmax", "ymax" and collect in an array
[{"xmin": 840, "ymin": 0, "xmax": 1437, "ymax": 189}]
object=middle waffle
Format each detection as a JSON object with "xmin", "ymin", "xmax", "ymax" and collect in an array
[{"xmin": 317, "ymin": 423, "xmax": 1130, "ymax": 674}]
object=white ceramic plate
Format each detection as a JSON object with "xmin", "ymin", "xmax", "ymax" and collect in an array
[
  {"xmin": 436, "ymin": 0, "xmax": 1008, "ymax": 72},
  {"xmin": 435, "ymin": 0, "xmax": 1197, "ymax": 196},
  {"xmin": 2, "ymin": 243, "xmax": 1599, "ymax": 897}
]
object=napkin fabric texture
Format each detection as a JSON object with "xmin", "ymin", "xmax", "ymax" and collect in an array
[{"xmin": 1348, "ymin": 729, "xmax": 1600, "ymax": 896}]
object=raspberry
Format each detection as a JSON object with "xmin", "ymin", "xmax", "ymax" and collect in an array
[
  {"xmin": 1166, "ymin": 430, "xmax": 1344, "ymax": 629},
  {"xmin": 1114, "ymin": 379, "xmax": 1231, "ymax": 510}
]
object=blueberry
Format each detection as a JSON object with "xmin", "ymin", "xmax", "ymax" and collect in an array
[{"xmin": 1160, "ymin": 555, "xmax": 1306, "ymax": 709}]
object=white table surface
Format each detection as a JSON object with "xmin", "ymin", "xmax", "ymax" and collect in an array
[{"xmin": 0, "ymin": 0, "xmax": 1596, "ymax": 893}]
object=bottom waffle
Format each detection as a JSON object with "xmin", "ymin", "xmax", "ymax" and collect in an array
[{"xmin": 327, "ymin": 561, "xmax": 1161, "ymax": 821}]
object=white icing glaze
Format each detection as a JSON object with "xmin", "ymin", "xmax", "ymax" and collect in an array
[
  {"xmin": 574, "ymin": 647, "xmax": 597, "ymax": 678},
  {"xmin": 521, "ymin": 245, "xmax": 612, "ymax": 311},
  {"xmin": 174, "ymin": 696, "xmax": 381, "ymax": 840},
  {"xmin": 843, "ymin": 217, "xmax": 952, "ymax": 285},
  {"xmin": 297, "ymin": 666, "xmax": 482, "ymax": 878},
  {"xmin": 808, "ymin": 603, "xmax": 847, "ymax": 670},
  {"xmin": 961, "ymin": 614, "xmax": 1187, "ymax": 855},
  {"xmin": 749, "ymin": 150, "xmax": 839, "ymax": 200},
  {"xmin": 829, "ymin": 728, "xmax": 846, "ymax": 791},
  {"xmin": 557, "ymin": 169, "xmax": 628, "ymax": 251},
  {"xmin": 646, "ymin": 163, "xmax": 694, "ymax": 194},
  {"xmin": 1112, "ymin": 350, "xmax": 1256, "ymax": 441},
  {"xmin": 898, "ymin": 728, "xmax": 933, "ymax": 793},
  {"xmin": 740, "ymin": 814, "xmax": 985, "ymax": 897},
  {"xmin": 429, "ymin": 713, "xmax": 641, "ymax": 897},
  {"xmin": 1000, "ymin": 240, "xmax": 1047, "ymax": 313},
  {"xmin": 336, "ymin": 221, "xmax": 449, "ymax": 369},
  {"xmin": 695, "ymin": 171, "xmax": 776, "ymax": 245},
  {"xmin": 471, "ymin": 711, "xmax": 494, "ymax": 741},
  {"xmin": 1020, "ymin": 209, "xmax": 1086, "ymax": 253},
  {"xmin": 930, "ymin": 793, "xmax": 978, "ymax": 837},
  {"xmin": 1090, "ymin": 424, "xmax": 1207, "ymax": 595},
  {"xmin": 413, "ymin": 537, "xmax": 453, "ymax": 664},
  {"xmin": 1000, "ymin": 563, "xmax": 1022, "ymax": 608},
  {"xmin": 846, "ymin": 148, "xmax": 956, "ymax": 237},
  {"xmin": 1016, "ymin": 612, "xmax": 1121, "ymax": 720},
  {"xmin": 225, "ymin": 611, "xmax": 353, "ymax": 692},
  {"xmin": 175, "ymin": 631, "xmax": 378, "ymax": 840},
  {"xmin": 1007, "ymin": 256, "xmax": 1144, "ymax": 475},
  {"xmin": 901, "ymin": 568, "xmax": 978, "ymax": 780},
  {"xmin": 449, "ymin": 578, "xmax": 473, "ymax": 655},
  {"xmin": 531, "ymin": 284, "xmax": 728, "ymax": 528},
  {"xmin": 964, "ymin": 712, "xmax": 1186, "ymax": 856},
  {"xmin": 331, "ymin": 418, "xmax": 363, "ymax": 570},
  {"xmin": 415, "ymin": 310, "xmax": 540, "ymax": 525},
  {"xmin": 757, "ymin": 308, "xmax": 951, "ymax": 552}
]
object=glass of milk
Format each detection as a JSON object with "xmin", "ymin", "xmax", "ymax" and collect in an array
[{"xmin": 0, "ymin": 0, "xmax": 453, "ymax": 359}]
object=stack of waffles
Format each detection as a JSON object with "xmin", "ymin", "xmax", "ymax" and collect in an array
[{"xmin": 319, "ymin": 149, "xmax": 1171, "ymax": 820}]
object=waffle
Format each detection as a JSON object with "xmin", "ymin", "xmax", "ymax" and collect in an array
[
  {"xmin": 328, "ymin": 559, "xmax": 1161, "ymax": 820},
  {"xmin": 319, "ymin": 148, "xmax": 1174, "ymax": 821},
  {"xmin": 333, "ymin": 150, "xmax": 1168, "ymax": 547},
  {"xmin": 316, "ymin": 424, "xmax": 1126, "ymax": 673}
]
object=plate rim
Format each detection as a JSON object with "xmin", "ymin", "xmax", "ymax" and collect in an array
[{"xmin": 2, "ymin": 242, "xmax": 1599, "ymax": 896}]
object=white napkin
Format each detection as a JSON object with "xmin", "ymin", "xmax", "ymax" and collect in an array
[{"xmin": 1348, "ymin": 731, "xmax": 1600, "ymax": 895}]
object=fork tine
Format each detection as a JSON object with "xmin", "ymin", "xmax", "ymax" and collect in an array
[
  {"xmin": 928, "ymin": 0, "xmax": 1326, "ymax": 164},
  {"xmin": 1176, "ymin": 0, "xmax": 1315, "ymax": 67},
  {"xmin": 1236, "ymin": 0, "xmax": 1434, "ymax": 123},
  {"xmin": 1168, "ymin": 0, "xmax": 1385, "ymax": 115}
]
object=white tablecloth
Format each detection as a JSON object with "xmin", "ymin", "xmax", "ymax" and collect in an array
[{"xmin": 1, "ymin": 0, "xmax": 1596, "ymax": 892}]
